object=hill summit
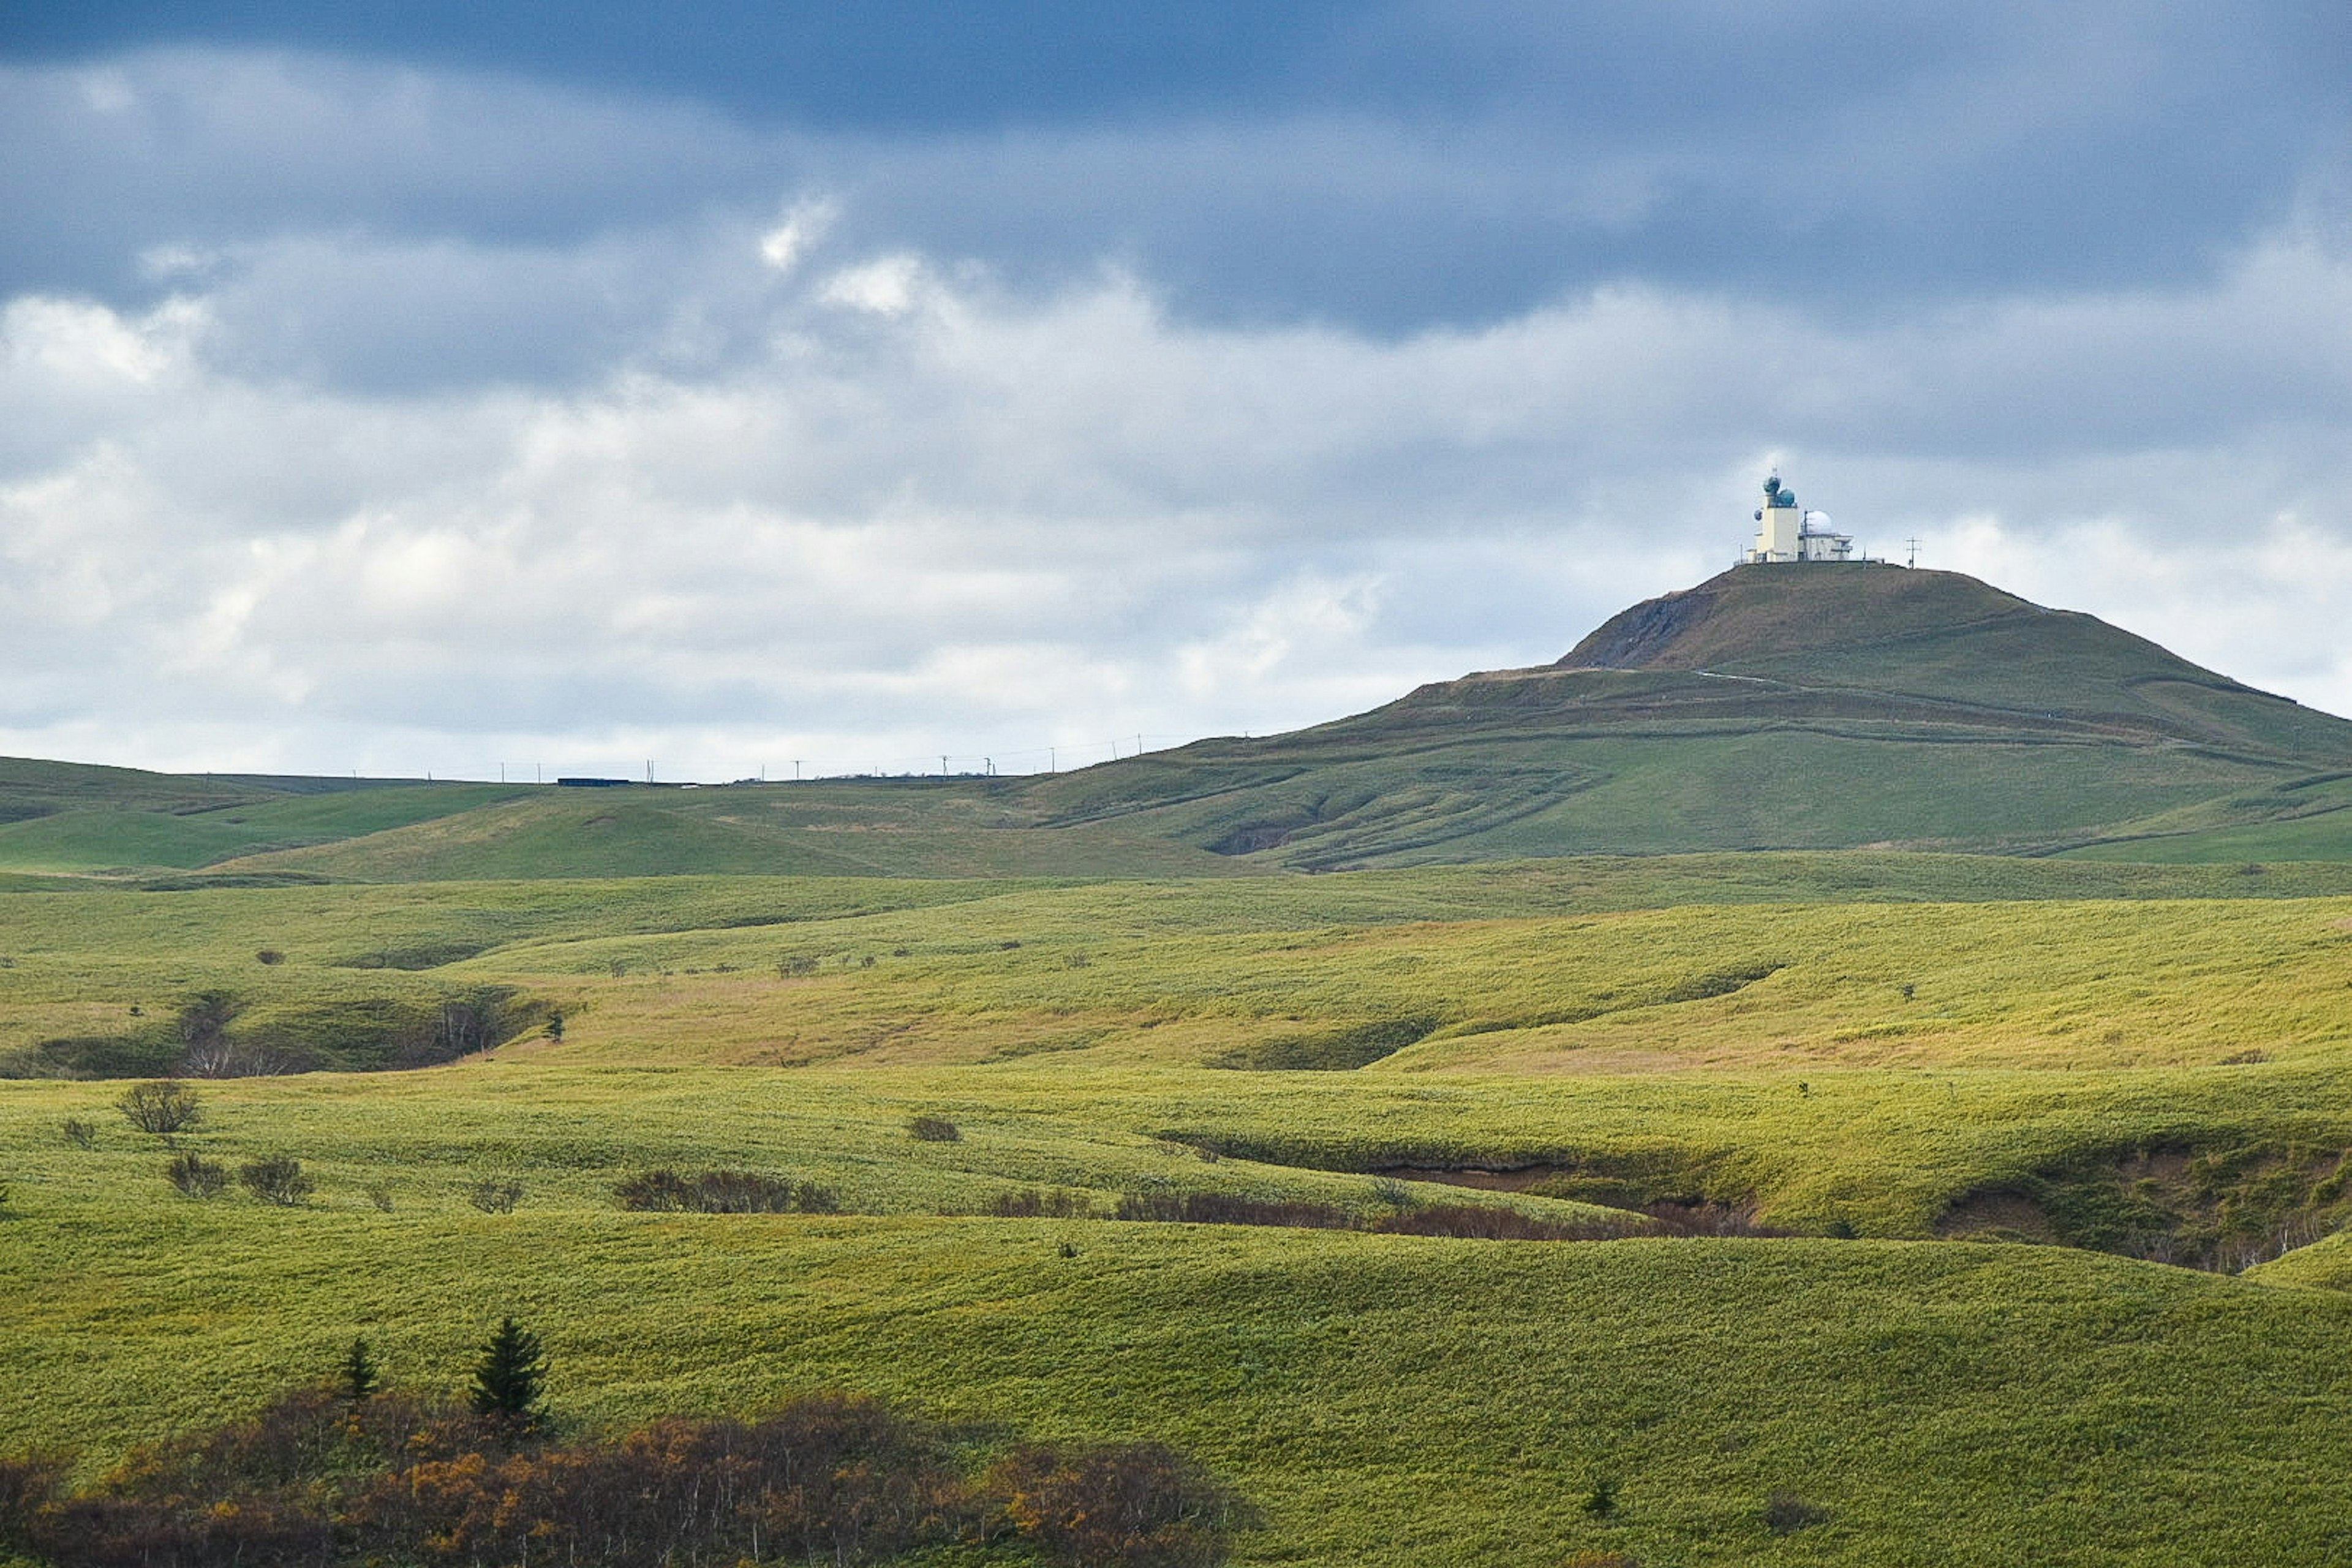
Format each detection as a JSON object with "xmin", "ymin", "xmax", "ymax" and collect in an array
[{"xmin": 1564, "ymin": 565, "xmax": 2049, "ymax": 672}]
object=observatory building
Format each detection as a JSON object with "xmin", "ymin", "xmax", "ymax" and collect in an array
[{"xmin": 1741, "ymin": 474, "xmax": 1852, "ymax": 564}]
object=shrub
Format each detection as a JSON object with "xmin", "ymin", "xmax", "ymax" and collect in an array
[
  {"xmin": 255, "ymin": 949, "xmax": 284, "ymax": 965},
  {"xmin": 167, "ymin": 1152, "xmax": 230, "ymax": 1198},
  {"xmin": 349, "ymin": 1393, "xmax": 970, "ymax": 1567},
  {"xmin": 467, "ymin": 1177, "xmax": 524, "ymax": 1213},
  {"xmin": 0, "ymin": 1384, "xmax": 1243, "ymax": 1568},
  {"xmin": 468, "ymin": 1317, "xmax": 548, "ymax": 1428},
  {"xmin": 988, "ymin": 1188, "xmax": 1097, "ymax": 1219},
  {"xmin": 614, "ymin": 1167, "xmax": 840, "ymax": 1214},
  {"xmin": 1563, "ymin": 1554, "xmax": 1642, "ymax": 1568},
  {"xmin": 239, "ymin": 1154, "xmax": 313, "ymax": 1206},
  {"xmin": 908, "ymin": 1114, "xmax": 961, "ymax": 1142},
  {"xmin": 116, "ymin": 1079, "xmax": 202, "ymax": 1135},
  {"xmin": 0, "ymin": 1452, "xmax": 64, "ymax": 1542},
  {"xmin": 1763, "ymin": 1491, "xmax": 1831, "ymax": 1534},
  {"xmin": 1370, "ymin": 1204, "xmax": 1634, "ymax": 1242},
  {"xmin": 990, "ymin": 1441, "xmax": 1253, "ymax": 1568},
  {"xmin": 778, "ymin": 954, "xmax": 819, "ymax": 977},
  {"xmin": 60, "ymin": 1117, "xmax": 95, "ymax": 1150},
  {"xmin": 0, "ymin": 1178, "xmax": 12, "ymax": 1212},
  {"xmin": 1113, "ymin": 1191, "xmax": 1354, "ymax": 1229},
  {"xmin": 1580, "ymin": 1473, "xmax": 1619, "ymax": 1517},
  {"xmin": 364, "ymin": 1180, "xmax": 397, "ymax": 1212}
]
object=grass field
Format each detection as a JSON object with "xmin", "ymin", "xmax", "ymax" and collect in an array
[
  {"xmin": 9, "ymin": 1054, "xmax": 2352, "ymax": 1565},
  {"xmin": 8, "ymin": 850, "xmax": 2352, "ymax": 1562}
]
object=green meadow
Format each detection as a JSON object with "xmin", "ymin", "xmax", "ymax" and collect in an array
[{"xmin": 8, "ymin": 853, "xmax": 2352, "ymax": 1563}]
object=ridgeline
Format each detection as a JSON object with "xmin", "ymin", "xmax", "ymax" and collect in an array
[{"xmin": 5, "ymin": 564, "xmax": 2351, "ymax": 882}]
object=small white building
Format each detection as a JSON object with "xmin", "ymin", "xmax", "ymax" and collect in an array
[{"xmin": 1742, "ymin": 473, "xmax": 1852, "ymax": 564}]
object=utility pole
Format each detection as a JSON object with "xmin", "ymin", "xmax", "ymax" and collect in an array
[
  {"xmin": 1049, "ymin": 746, "xmax": 1056, "ymax": 773},
  {"xmin": 941, "ymin": 754, "xmax": 949, "ymax": 777},
  {"xmin": 645, "ymin": 760, "xmax": 653, "ymax": 784},
  {"xmin": 1905, "ymin": 537, "xmax": 1921, "ymax": 568},
  {"xmin": 793, "ymin": 760, "xmax": 801, "ymax": 781}
]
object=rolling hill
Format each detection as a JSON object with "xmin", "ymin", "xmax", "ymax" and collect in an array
[
  {"xmin": 12, "ymin": 562, "xmax": 2352, "ymax": 881},
  {"xmin": 12, "ymin": 573, "xmax": 2352, "ymax": 1564}
]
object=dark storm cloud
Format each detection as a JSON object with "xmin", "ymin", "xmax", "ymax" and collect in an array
[{"xmin": 4, "ymin": 4, "xmax": 2343, "ymax": 339}]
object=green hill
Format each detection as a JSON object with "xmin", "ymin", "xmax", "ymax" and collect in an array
[
  {"xmin": 16, "ymin": 564, "xmax": 2352, "ymax": 883},
  {"xmin": 1001, "ymin": 565, "xmax": 2352, "ymax": 869}
]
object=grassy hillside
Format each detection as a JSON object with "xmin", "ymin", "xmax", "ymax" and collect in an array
[
  {"xmin": 208, "ymin": 782, "xmax": 1255, "ymax": 883},
  {"xmin": 10, "ymin": 1052, "xmax": 2352, "ymax": 1564},
  {"xmin": 8, "ymin": 865, "xmax": 2352, "ymax": 1238},
  {"xmin": 7, "ymin": 853, "xmax": 2352, "ymax": 1561},
  {"xmin": 119, "ymin": 567, "xmax": 2340, "ymax": 881},
  {"xmin": 0, "ymin": 783, "xmax": 526, "ymax": 873},
  {"xmin": 6, "ymin": 566, "xmax": 2349, "ymax": 883}
]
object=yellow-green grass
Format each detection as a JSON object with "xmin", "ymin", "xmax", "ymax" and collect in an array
[
  {"xmin": 213, "ymin": 785, "xmax": 1259, "ymax": 881},
  {"xmin": 7, "ymin": 1048, "xmax": 2352, "ymax": 1259},
  {"xmin": 7, "ymin": 1062, "xmax": 2352, "ymax": 1564},
  {"xmin": 472, "ymin": 893, "xmax": 2352, "ymax": 1077},
  {"xmin": 0, "ymin": 784, "xmax": 525, "ymax": 874},
  {"xmin": 9, "ymin": 862, "xmax": 2352, "ymax": 1078},
  {"xmin": 9, "ymin": 861, "xmax": 2352, "ymax": 1561}
]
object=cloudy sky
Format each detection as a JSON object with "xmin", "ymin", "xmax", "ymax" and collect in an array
[{"xmin": 2, "ymin": 3, "xmax": 2348, "ymax": 780}]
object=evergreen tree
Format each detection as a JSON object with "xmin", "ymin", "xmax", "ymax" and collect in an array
[
  {"xmin": 468, "ymin": 1316, "xmax": 548, "ymax": 1428},
  {"xmin": 339, "ymin": 1336, "xmax": 379, "ymax": 1403}
]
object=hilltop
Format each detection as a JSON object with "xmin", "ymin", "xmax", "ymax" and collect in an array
[
  {"xmin": 1009, "ymin": 563, "xmax": 2352, "ymax": 867},
  {"xmin": 6, "ymin": 564, "xmax": 2351, "ymax": 881}
]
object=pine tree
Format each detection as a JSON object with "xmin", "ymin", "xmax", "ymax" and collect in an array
[
  {"xmin": 468, "ymin": 1316, "xmax": 548, "ymax": 1428},
  {"xmin": 339, "ymin": 1336, "xmax": 379, "ymax": 1403}
]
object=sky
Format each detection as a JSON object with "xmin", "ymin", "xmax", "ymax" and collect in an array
[{"xmin": 2, "ymin": 2, "xmax": 2348, "ymax": 782}]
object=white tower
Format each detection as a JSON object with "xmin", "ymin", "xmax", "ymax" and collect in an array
[{"xmin": 1743, "ymin": 473, "xmax": 1852, "ymax": 564}]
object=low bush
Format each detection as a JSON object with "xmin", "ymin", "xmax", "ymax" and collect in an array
[
  {"xmin": 988, "ymin": 1188, "xmax": 1097, "ymax": 1219},
  {"xmin": 116, "ymin": 1079, "xmax": 202, "ymax": 1136},
  {"xmin": 1370, "ymin": 1204, "xmax": 1637, "ymax": 1242},
  {"xmin": 239, "ymin": 1155, "xmax": 313, "ymax": 1206},
  {"xmin": 59, "ymin": 1118, "xmax": 95, "ymax": 1150},
  {"xmin": 166, "ymin": 1152, "xmax": 230, "ymax": 1198},
  {"xmin": 467, "ymin": 1177, "xmax": 524, "ymax": 1213},
  {"xmin": 614, "ymin": 1167, "xmax": 840, "ymax": 1214},
  {"xmin": 990, "ymin": 1441, "xmax": 1256, "ymax": 1568},
  {"xmin": 907, "ymin": 1114, "xmax": 962, "ymax": 1142},
  {"xmin": 1114, "ymin": 1191, "xmax": 1355, "ymax": 1229},
  {"xmin": 1763, "ymin": 1491, "xmax": 1832, "ymax": 1534},
  {"xmin": 0, "ymin": 1382, "xmax": 1249, "ymax": 1568}
]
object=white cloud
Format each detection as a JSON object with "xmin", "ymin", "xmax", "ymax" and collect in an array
[
  {"xmin": 2, "ymin": 43, "xmax": 2351, "ymax": 778},
  {"xmin": 820, "ymin": 254, "xmax": 925, "ymax": 316},
  {"xmin": 758, "ymin": 197, "xmax": 837, "ymax": 274}
]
